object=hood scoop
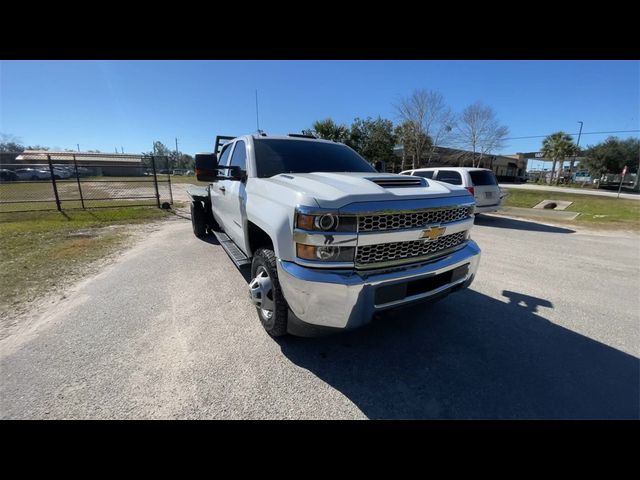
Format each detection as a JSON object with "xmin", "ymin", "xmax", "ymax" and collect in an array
[{"xmin": 368, "ymin": 176, "xmax": 426, "ymax": 188}]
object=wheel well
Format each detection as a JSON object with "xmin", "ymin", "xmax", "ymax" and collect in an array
[{"xmin": 247, "ymin": 221, "xmax": 273, "ymax": 256}]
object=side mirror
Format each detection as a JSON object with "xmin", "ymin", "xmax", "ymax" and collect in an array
[
  {"xmin": 214, "ymin": 165, "xmax": 246, "ymax": 182},
  {"xmin": 195, "ymin": 153, "xmax": 218, "ymax": 182},
  {"xmin": 228, "ymin": 166, "xmax": 247, "ymax": 182}
]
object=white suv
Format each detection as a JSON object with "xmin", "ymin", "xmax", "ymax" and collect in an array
[{"xmin": 401, "ymin": 167, "xmax": 504, "ymax": 214}]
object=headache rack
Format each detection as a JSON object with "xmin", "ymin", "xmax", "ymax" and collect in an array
[
  {"xmin": 214, "ymin": 136, "xmax": 236, "ymax": 154},
  {"xmin": 288, "ymin": 133, "xmax": 318, "ymax": 139}
]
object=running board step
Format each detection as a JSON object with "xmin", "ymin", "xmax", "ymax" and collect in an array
[{"xmin": 212, "ymin": 231, "xmax": 251, "ymax": 267}]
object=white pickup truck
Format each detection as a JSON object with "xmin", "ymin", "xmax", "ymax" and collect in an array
[{"xmin": 187, "ymin": 134, "xmax": 481, "ymax": 337}]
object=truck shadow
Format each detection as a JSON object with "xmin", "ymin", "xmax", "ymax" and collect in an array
[
  {"xmin": 475, "ymin": 215, "xmax": 575, "ymax": 233},
  {"xmin": 277, "ymin": 289, "xmax": 639, "ymax": 419}
]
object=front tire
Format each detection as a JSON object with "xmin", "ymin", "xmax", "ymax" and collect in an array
[{"xmin": 249, "ymin": 248, "xmax": 289, "ymax": 337}]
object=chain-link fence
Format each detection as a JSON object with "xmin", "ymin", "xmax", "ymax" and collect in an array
[{"xmin": 0, "ymin": 152, "xmax": 175, "ymax": 212}]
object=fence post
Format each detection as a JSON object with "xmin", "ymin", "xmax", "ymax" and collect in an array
[
  {"xmin": 47, "ymin": 154, "xmax": 62, "ymax": 211},
  {"xmin": 166, "ymin": 156, "xmax": 174, "ymax": 205},
  {"xmin": 150, "ymin": 155, "xmax": 161, "ymax": 208},
  {"xmin": 73, "ymin": 154, "xmax": 85, "ymax": 209}
]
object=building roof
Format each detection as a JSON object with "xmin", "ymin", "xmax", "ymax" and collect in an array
[{"xmin": 16, "ymin": 150, "xmax": 144, "ymax": 164}]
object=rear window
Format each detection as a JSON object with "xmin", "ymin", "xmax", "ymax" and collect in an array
[
  {"xmin": 254, "ymin": 139, "xmax": 376, "ymax": 178},
  {"xmin": 435, "ymin": 170, "xmax": 462, "ymax": 185},
  {"xmin": 413, "ymin": 171, "xmax": 434, "ymax": 179},
  {"xmin": 469, "ymin": 170, "xmax": 498, "ymax": 186}
]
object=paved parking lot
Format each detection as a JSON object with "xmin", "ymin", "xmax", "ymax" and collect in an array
[{"xmin": 1, "ymin": 214, "xmax": 638, "ymax": 419}]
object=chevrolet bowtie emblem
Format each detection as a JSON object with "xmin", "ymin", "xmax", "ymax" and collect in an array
[{"xmin": 421, "ymin": 226, "xmax": 446, "ymax": 240}]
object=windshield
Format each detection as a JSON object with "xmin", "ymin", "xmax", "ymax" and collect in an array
[{"xmin": 254, "ymin": 139, "xmax": 376, "ymax": 178}]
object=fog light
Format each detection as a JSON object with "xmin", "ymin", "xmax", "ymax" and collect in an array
[
  {"xmin": 296, "ymin": 244, "xmax": 355, "ymax": 263},
  {"xmin": 316, "ymin": 245, "xmax": 340, "ymax": 260}
]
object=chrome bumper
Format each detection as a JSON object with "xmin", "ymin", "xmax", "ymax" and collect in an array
[{"xmin": 277, "ymin": 240, "xmax": 481, "ymax": 330}]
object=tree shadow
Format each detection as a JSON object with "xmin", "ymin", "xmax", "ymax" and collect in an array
[
  {"xmin": 475, "ymin": 214, "xmax": 576, "ymax": 234},
  {"xmin": 277, "ymin": 288, "xmax": 639, "ymax": 419}
]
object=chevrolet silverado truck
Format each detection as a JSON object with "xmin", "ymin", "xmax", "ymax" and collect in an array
[{"xmin": 187, "ymin": 134, "xmax": 481, "ymax": 337}]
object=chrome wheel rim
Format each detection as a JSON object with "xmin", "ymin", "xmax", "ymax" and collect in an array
[{"xmin": 249, "ymin": 266, "xmax": 274, "ymax": 319}]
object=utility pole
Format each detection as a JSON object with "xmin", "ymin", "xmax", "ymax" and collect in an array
[
  {"xmin": 574, "ymin": 121, "xmax": 584, "ymax": 186},
  {"xmin": 175, "ymin": 137, "xmax": 179, "ymax": 168},
  {"xmin": 576, "ymin": 121, "xmax": 584, "ymax": 148},
  {"xmin": 77, "ymin": 144, "xmax": 80, "ymax": 152}
]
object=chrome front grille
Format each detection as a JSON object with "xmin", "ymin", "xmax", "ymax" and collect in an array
[
  {"xmin": 358, "ymin": 206, "xmax": 473, "ymax": 232},
  {"xmin": 356, "ymin": 231, "xmax": 467, "ymax": 266}
]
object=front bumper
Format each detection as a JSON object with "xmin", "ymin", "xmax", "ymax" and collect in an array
[{"xmin": 277, "ymin": 240, "xmax": 481, "ymax": 330}]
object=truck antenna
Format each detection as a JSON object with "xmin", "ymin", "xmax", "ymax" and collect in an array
[{"xmin": 255, "ymin": 89, "xmax": 262, "ymax": 134}]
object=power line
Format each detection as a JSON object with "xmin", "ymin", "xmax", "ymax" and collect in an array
[{"xmin": 505, "ymin": 129, "xmax": 639, "ymax": 141}]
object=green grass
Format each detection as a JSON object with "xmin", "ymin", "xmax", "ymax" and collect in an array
[
  {"xmin": 165, "ymin": 176, "xmax": 208, "ymax": 185},
  {"xmin": 502, "ymin": 189, "xmax": 640, "ymax": 230},
  {"xmin": 0, "ymin": 178, "xmax": 181, "ymax": 212},
  {"xmin": 0, "ymin": 206, "xmax": 176, "ymax": 322}
]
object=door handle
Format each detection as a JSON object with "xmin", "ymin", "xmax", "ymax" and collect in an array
[{"xmin": 219, "ymin": 186, "xmax": 226, "ymax": 193}]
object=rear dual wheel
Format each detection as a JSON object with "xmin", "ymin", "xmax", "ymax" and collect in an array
[
  {"xmin": 190, "ymin": 201, "xmax": 220, "ymax": 237},
  {"xmin": 190, "ymin": 201, "xmax": 208, "ymax": 237}
]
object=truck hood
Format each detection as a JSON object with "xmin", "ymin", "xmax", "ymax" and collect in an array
[{"xmin": 262, "ymin": 172, "xmax": 471, "ymax": 209}]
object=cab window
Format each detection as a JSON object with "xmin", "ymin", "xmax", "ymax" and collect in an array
[
  {"xmin": 218, "ymin": 143, "xmax": 233, "ymax": 166},
  {"xmin": 413, "ymin": 171, "xmax": 434, "ymax": 179},
  {"xmin": 229, "ymin": 140, "xmax": 247, "ymax": 170}
]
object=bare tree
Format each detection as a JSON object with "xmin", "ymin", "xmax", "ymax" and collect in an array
[
  {"xmin": 394, "ymin": 121, "xmax": 418, "ymax": 170},
  {"xmin": 454, "ymin": 102, "xmax": 509, "ymax": 168},
  {"xmin": 395, "ymin": 89, "xmax": 454, "ymax": 169},
  {"xmin": 423, "ymin": 95, "xmax": 456, "ymax": 164}
]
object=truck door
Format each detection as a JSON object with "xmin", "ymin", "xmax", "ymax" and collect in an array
[
  {"xmin": 219, "ymin": 140, "xmax": 248, "ymax": 251},
  {"xmin": 210, "ymin": 142, "xmax": 233, "ymax": 230}
]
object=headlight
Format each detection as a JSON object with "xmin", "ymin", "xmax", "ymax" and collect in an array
[
  {"xmin": 295, "ymin": 211, "xmax": 356, "ymax": 232},
  {"xmin": 316, "ymin": 214, "xmax": 338, "ymax": 231},
  {"xmin": 296, "ymin": 244, "xmax": 355, "ymax": 262}
]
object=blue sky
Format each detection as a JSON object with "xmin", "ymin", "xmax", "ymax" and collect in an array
[{"xmin": 1, "ymin": 60, "xmax": 638, "ymax": 169}]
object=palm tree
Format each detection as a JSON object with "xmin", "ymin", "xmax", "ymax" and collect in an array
[
  {"xmin": 310, "ymin": 118, "xmax": 350, "ymax": 143},
  {"xmin": 541, "ymin": 132, "xmax": 579, "ymax": 185}
]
